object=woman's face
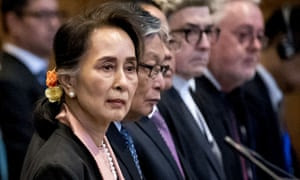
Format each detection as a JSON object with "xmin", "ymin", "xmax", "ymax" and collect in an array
[{"xmin": 69, "ymin": 26, "xmax": 138, "ymax": 124}]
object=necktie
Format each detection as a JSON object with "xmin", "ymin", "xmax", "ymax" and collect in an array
[
  {"xmin": 152, "ymin": 111, "xmax": 185, "ymax": 177},
  {"xmin": 120, "ymin": 127, "xmax": 143, "ymax": 179},
  {"xmin": 226, "ymin": 93, "xmax": 249, "ymax": 180}
]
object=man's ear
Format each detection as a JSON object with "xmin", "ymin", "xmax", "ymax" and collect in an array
[{"xmin": 58, "ymin": 74, "xmax": 76, "ymax": 96}]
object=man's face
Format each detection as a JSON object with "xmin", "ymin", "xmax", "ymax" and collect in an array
[
  {"xmin": 142, "ymin": 4, "xmax": 175, "ymax": 90},
  {"xmin": 168, "ymin": 6, "xmax": 213, "ymax": 80},
  {"xmin": 209, "ymin": 1, "xmax": 264, "ymax": 91},
  {"xmin": 126, "ymin": 34, "xmax": 166, "ymax": 120},
  {"xmin": 12, "ymin": 0, "xmax": 61, "ymax": 58}
]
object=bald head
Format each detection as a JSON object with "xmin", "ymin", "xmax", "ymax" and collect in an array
[{"xmin": 221, "ymin": 1, "xmax": 263, "ymax": 25}]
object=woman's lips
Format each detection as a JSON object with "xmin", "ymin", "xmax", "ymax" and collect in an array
[{"xmin": 107, "ymin": 99, "xmax": 126, "ymax": 108}]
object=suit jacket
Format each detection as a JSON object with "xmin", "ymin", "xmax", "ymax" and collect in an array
[
  {"xmin": 194, "ymin": 76, "xmax": 244, "ymax": 180},
  {"xmin": 0, "ymin": 52, "xmax": 44, "ymax": 180},
  {"xmin": 106, "ymin": 124, "xmax": 142, "ymax": 180},
  {"xmin": 243, "ymin": 73, "xmax": 286, "ymax": 178},
  {"xmin": 158, "ymin": 87, "xmax": 226, "ymax": 180},
  {"xmin": 195, "ymin": 74, "xmax": 286, "ymax": 180},
  {"xmin": 21, "ymin": 122, "xmax": 103, "ymax": 180},
  {"xmin": 125, "ymin": 117, "xmax": 196, "ymax": 180}
]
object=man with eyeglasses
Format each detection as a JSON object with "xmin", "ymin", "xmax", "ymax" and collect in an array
[
  {"xmin": 155, "ymin": 0, "xmax": 226, "ymax": 179},
  {"xmin": 0, "ymin": 0, "xmax": 61, "ymax": 179},
  {"xmin": 105, "ymin": 3, "xmax": 171, "ymax": 179},
  {"xmin": 193, "ymin": 1, "xmax": 287, "ymax": 179},
  {"xmin": 120, "ymin": 1, "xmax": 201, "ymax": 179}
]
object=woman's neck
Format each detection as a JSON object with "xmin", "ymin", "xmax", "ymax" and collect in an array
[{"xmin": 65, "ymin": 101, "xmax": 109, "ymax": 147}]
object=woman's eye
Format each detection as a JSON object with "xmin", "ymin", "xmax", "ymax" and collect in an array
[
  {"xmin": 125, "ymin": 64, "xmax": 137, "ymax": 73},
  {"xmin": 102, "ymin": 64, "xmax": 114, "ymax": 71}
]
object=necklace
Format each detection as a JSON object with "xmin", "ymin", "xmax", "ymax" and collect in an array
[{"xmin": 101, "ymin": 141, "xmax": 117, "ymax": 179}]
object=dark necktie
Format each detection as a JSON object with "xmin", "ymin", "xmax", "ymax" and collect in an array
[
  {"xmin": 152, "ymin": 111, "xmax": 185, "ymax": 177},
  {"xmin": 226, "ymin": 92, "xmax": 250, "ymax": 180},
  {"xmin": 120, "ymin": 127, "xmax": 143, "ymax": 179}
]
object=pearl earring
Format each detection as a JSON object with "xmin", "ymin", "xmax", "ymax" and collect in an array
[{"xmin": 69, "ymin": 91, "xmax": 75, "ymax": 98}]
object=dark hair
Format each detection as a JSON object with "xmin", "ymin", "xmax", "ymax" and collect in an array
[
  {"xmin": 166, "ymin": 0, "xmax": 212, "ymax": 18},
  {"xmin": 34, "ymin": 1, "xmax": 145, "ymax": 138},
  {"xmin": 1, "ymin": 0, "xmax": 29, "ymax": 32}
]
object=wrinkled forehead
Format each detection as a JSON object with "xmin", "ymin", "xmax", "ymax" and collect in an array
[{"xmin": 168, "ymin": 6, "xmax": 212, "ymax": 29}]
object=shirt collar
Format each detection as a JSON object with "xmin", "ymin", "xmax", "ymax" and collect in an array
[
  {"xmin": 172, "ymin": 75, "xmax": 195, "ymax": 93},
  {"xmin": 2, "ymin": 42, "xmax": 48, "ymax": 75},
  {"xmin": 113, "ymin": 122, "xmax": 122, "ymax": 132},
  {"xmin": 256, "ymin": 64, "xmax": 283, "ymax": 111},
  {"xmin": 147, "ymin": 106, "xmax": 157, "ymax": 119},
  {"xmin": 203, "ymin": 69, "xmax": 222, "ymax": 91}
]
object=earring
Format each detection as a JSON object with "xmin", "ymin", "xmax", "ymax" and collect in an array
[{"xmin": 69, "ymin": 91, "xmax": 75, "ymax": 98}]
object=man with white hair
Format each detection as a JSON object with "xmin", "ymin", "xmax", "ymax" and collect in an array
[{"xmin": 194, "ymin": 0, "xmax": 287, "ymax": 179}]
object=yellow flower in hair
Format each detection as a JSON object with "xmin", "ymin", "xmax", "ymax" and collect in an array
[
  {"xmin": 45, "ymin": 86, "xmax": 63, "ymax": 103},
  {"xmin": 45, "ymin": 69, "xmax": 63, "ymax": 103}
]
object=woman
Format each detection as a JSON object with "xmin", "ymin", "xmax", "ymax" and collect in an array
[{"xmin": 21, "ymin": 2, "xmax": 144, "ymax": 180}]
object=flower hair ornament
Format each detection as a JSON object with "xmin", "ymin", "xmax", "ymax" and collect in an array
[{"xmin": 45, "ymin": 69, "xmax": 63, "ymax": 103}]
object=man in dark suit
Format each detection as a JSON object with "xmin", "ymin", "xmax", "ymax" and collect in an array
[
  {"xmin": 106, "ymin": 4, "xmax": 170, "ymax": 179},
  {"xmin": 0, "ymin": 0, "xmax": 61, "ymax": 179},
  {"xmin": 115, "ymin": 1, "xmax": 195, "ymax": 179},
  {"xmin": 156, "ymin": 0, "xmax": 226, "ymax": 179},
  {"xmin": 193, "ymin": 1, "xmax": 287, "ymax": 179}
]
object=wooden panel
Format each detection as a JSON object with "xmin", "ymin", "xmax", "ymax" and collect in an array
[{"xmin": 260, "ymin": 0, "xmax": 300, "ymax": 19}]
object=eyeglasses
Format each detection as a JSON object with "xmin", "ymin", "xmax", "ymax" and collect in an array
[
  {"xmin": 171, "ymin": 25, "xmax": 220, "ymax": 46},
  {"xmin": 165, "ymin": 38, "xmax": 181, "ymax": 52},
  {"xmin": 20, "ymin": 10, "xmax": 66, "ymax": 21},
  {"xmin": 232, "ymin": 28, "xmax": 268, "ymax": 47},
  {"xmin": 139, "ymin": 62, "xmax": 170, "ymax": 78}
]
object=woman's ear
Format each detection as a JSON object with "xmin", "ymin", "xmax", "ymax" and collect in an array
[{"xmin": 59, "ymin": 74, "xmax": 76, "ymax": 98}]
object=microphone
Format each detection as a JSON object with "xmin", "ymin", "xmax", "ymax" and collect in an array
[{"xmin": 224, "ymin": 136, "xmax": 299, "ymax": 180}]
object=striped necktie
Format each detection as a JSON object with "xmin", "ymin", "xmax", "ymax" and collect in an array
[{"xmin": 120, "ymin": 127, "xmax": 143, "ymax": 179}]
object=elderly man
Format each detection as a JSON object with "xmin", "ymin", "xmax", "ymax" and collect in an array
[
  {"xmin": 0, "ymin": 0, "xmax": 61, "ymax": 179},
  {"xmin": 123, "ymin": 1, "xmax": 198, "ymax": 179},
  {"xmin": 194, "ymin": 0, "xmax": 287, "ymax": 179},
  {"xmin": 106, "ymin": 3, "xmax": 169, "ymax": 179}
]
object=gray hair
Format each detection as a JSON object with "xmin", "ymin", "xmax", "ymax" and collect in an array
[
  {"xmin": 136, "ymin": 6, "xmax": 162, "ymax": 37},
  {"xmin": 164, "ymin": 0, "xmax": 213, "ymax": 17}
]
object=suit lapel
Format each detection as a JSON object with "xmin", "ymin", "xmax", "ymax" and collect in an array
[
  {"xmin": 107, "ymin": 124, "xmax": 141, "ymax": 179},
  {"xmin": 195, "ymin": 77, "xmax": 233, "ymax": 139},
  {"xmin": 161, "ymin": 88, "xmax": 225, "ymax": 180},
  {"xmin": 136, "ymin": 117, "xmax": 183, "ymax": 179}
]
